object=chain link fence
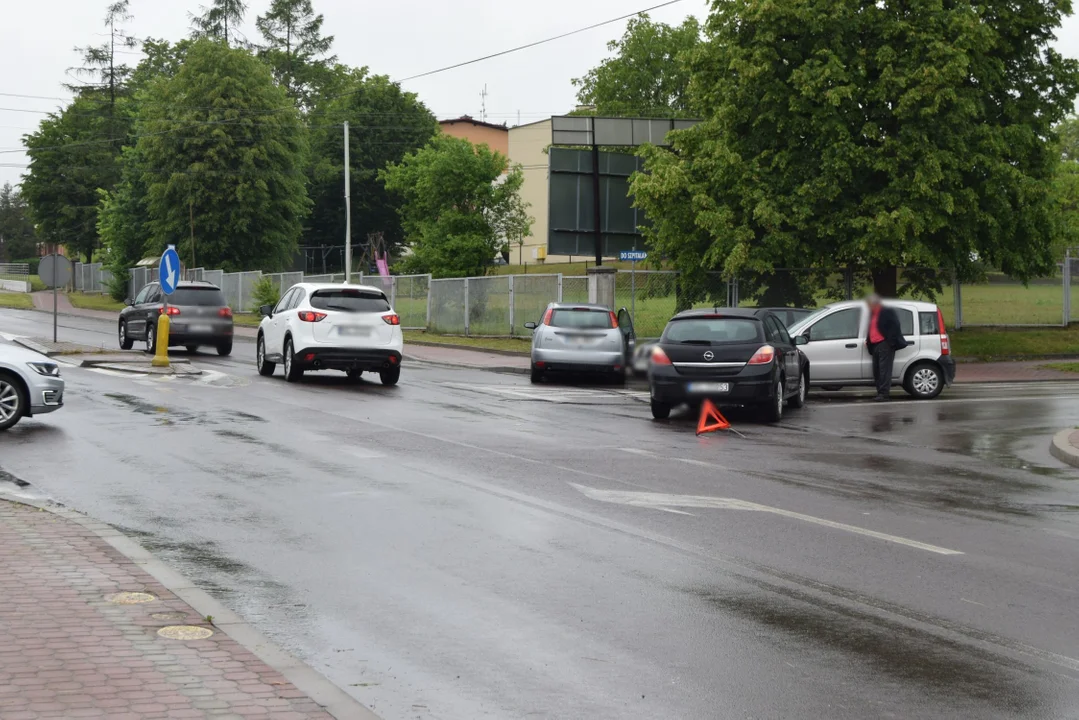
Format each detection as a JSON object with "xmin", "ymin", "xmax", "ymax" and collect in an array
[
  {"xmin": 73, "ymin": 262, "xmax": 112, "ymax": 294},
  {"xmin": 428, "ymin": 278, "xmax": 466, "ymax": 334},
  {"xmin": 561, "ymin": 276, "xmax": 589, "ymax": 304},
  {"xmin": 391, "ymin": 275, "xmax": 431, "ymax": 329}
]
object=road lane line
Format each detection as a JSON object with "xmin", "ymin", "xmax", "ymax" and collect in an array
[{"xmin": 570, "ymin": 484, "xmax": 964, "ymax": 556}]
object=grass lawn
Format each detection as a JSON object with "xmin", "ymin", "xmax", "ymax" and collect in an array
[
  {"xmin": 0, "ymin": 293, "xmax": 33, "ymax": 310},
  {"xmin": 403, "ymin": 330, "xmax": 530, "ymax": 354},
  {"xmin": 67, "ymin": 292, "xmax": 125, "ymax": 312},
  {"xmin": 1043, "ymin": 362, "xmax": 1079, "ymax": 373},
  {"xmin": 28, "ymin": 275, "xmax": 46, "ymax": 292},
  {"xmin": 233, "ymin": 313, "xmax": 262, "ymax": 328},
  {"xmin": 945, "ymin": 326, "xmax": 1079, "ymax": 360}
]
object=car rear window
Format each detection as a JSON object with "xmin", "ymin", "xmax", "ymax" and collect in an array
[
  {"xmin": 919, "ymin": 311, "xmax": 941, "ymax": 334},
  {"xmin": 548, "ymin": 308, "xmax": 614, "ymax": 329},
  {"xmin": 663, "ymin": 317, "xmax": 763, "ymax": 344},
  {"xmin": 172, "ymin": 288, "xmax": 226, "ymax": 306},
  {"xmin": 310, "ymin": 289, "xmax": 391, "ymax": 313}
]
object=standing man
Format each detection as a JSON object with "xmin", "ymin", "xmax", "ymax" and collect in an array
[{"xmin": 866, "ymin": 294, "xmax": 907, "ymax": 401}]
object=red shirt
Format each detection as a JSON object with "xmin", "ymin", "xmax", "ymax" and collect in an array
[{"xmin": 869, "ymin": 306, "xmax": 884, "ymax": 344}]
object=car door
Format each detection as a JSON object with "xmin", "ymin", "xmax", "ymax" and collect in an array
[
  {"xmin": 883, "ymin": 303, "xmax": 919, "ymax": 381},
  {"xmin": 766, "ymin": 315, "xmax": 800, "ymax": 394},
  {"xmin": 137, "ymin": 283, "xmax": 161, "ymax": 338},
  {"xmin": 616, "ymin": 307, "xmax": 636, "ymax": 366},
  {"xmin": 266, "ymin": 288, "xmax": 296, "ymax": 353},
  {"xmin": 125, "ymin": 285, "xmax": 152, "ymax": 337},
  {"xmin": 798, "ymin": 306, "xmax": 866, "ymax": 382}
]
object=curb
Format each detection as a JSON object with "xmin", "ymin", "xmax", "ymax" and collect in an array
[
  {"xmin": 1049, "ymin": 429, "xmax": 1079, "ymax": 469},
  {"xmin": 404, "ymin": 355, "xmax": 530, "ymax": 376},
  {"xmin": 0, "ymin": 489, "xmax": 381, "ymax": 720},
  {"xmin": 403, "ymin": 338, "xmax": 529, "ymax": 358}
]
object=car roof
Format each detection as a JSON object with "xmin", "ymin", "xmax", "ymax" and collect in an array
[
  {"xmin": 175, "ymin": 280, "xmax": 220, "ymax": 289},
  {"xmin": 546, "ymin": 302, "xmax": 611, "ymax": 311},
  {"xmin": 293, "ymin": 282, "xmax": 389, "ymax": 294},
  {"xmin": 822, "ymin": 298, "xmax": 940, "ymax": 312},
  {"xmin": 670, "ymin": 307, "xmax": 767, "ymax": 320}
]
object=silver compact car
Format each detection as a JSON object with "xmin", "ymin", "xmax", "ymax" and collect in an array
[
  {"xmin": 0, "ymin": 342, "xmax": 64, "ymax": 431},
  {"xmin": 524, "ymin": 303, "xmax": 636, "ymax": 384}
]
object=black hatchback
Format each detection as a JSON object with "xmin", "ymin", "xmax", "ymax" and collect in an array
[{"xmin": 648, "ymin": 308, "xmax": 808, "ymax": 422}]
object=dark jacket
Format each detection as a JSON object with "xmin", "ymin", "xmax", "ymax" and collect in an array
[{"xmin": 871, "ymin": 305, "xmax": 908, "ymax": 350}]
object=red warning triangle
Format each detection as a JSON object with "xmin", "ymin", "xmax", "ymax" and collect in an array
[{"xmin": 696, "ymin": 399, "xmax": 731, "ymax": 436}]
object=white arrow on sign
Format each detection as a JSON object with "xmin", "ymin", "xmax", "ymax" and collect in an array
[
  {"xmin": 164, "ymin": 253, "xmax": 178, "ymax": 291},
  {"xmin": 570, "ymin": 484, "xmax": 962, "ymax": 556}
]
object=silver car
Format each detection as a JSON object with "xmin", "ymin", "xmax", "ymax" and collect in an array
[
  {"xmin": 0, "ymin": 342, "xmax": 65, "ymax": 431},
  {"xmin": 524, "ymin": 303, "xmax": 636, "ymax": 384}
]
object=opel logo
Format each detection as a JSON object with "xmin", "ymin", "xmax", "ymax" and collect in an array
[{"xmin": 704, "ymin": 351, "xmax": 715, "ymax": 361}]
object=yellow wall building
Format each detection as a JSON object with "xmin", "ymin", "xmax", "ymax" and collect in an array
[{"xmin": 508, "ymin": 118, "xmax": 575, "ymax": 265}]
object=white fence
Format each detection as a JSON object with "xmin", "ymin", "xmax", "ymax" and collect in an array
[
  {"xmin": 73, "ymin": 262, "xmax": 114, "ymax": 294},
  {"xmin": 0, "ymin": 263, "xmax": 30, "ymax": 293}
]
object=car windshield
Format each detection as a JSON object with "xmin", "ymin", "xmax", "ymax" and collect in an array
[
  {"xmin": 310, "ymin": 289, "xmax": 391, "ymax": 313},
  {"xmin": 549, "ymin": 308, "xmax": 613, "ymax": 329},
  {"xmin": 663, "ymin": 317, "xmax": 763, "ymax": 344},
  {"xmin": 788, "ymin": 306, "xmax": 835, "ymax": 335},
  {"xmin": 172, "ymin": 288, "xmax": 226, "ymax": 306}
]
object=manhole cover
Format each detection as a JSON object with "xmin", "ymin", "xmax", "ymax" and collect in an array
[
  {"xmin": 107, "ymin": 592, "xmax": 156, "ymax": 604},
  {"xmin": 150, "ymin": 612, "xmax": 188, "ymax": 621},
  {"xmin": 158, "ymin": 625, "xmax": 214, "ymax": 640}
]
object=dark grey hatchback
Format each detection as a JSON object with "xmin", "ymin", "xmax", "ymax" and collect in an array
[
  {"xmin": 648, "ymin": 308, "xmax": 808, "ymax": 422},
  {"xmin": 119, "ymin": 281, "xmax": 234, "ymax": 356}
]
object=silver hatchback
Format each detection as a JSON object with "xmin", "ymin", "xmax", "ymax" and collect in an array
[{"xmin": 524, "ymin": 303, "xmax": 636, "ymax": 384}]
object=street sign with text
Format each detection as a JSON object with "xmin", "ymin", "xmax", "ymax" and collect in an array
[{"xmin": 619, "ymin": 250, "xmax": 648, "ymax": 262}]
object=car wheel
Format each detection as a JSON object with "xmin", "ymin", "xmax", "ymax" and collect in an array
[
  {"xmin": 283, "ymin": 338, "xmax": 304, "ymax": 383},
  {"xmin": 186, "ymin": 345, "xmax": 199, "ymax": 354},
  {"xmin": 145, "ymin": 323, "xmax": 156, "ymax": 354},
  {"xmin": 904, "ymin": 362, "xmax": 944, "ymax": 400},
  {"xmin": 650, "ymin": 399, "xmax": 671, "ymax": 420},
  {"xmin": 0, "ymin": 372, "xmax": 27, "ymax": 431},
  {"xmin": 760, "ymin": 379, "xmax": 784, "ymax": 423},
  {"xmin": 789, "ymin": 370, "xmax": 808, "ymax": 409},
  {"xmin": 217, "ymin": 341, "xmax": 232, "ymax": 357},
  {"xmin": 256, "ymin": 335, "xmax": 276, "ymax": 377},
  {"xmin": 530, "ymin": 365, "xmax": 542, "ymax": 384},
  {"xmin": 118, "ymin": 321, "xmax": 133, "ymax": 350},
  {"xmin": 379, "ymin": 366, "xmax": 401, "ymax": 386}
]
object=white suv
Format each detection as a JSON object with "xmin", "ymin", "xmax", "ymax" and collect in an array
[
  {"xmin": 787, "ymin": 299, "xmax": 955, "ymax": 399},
  {"xmin": 256, "ymin": 283, "xmax": 404, "ymax": 385}
]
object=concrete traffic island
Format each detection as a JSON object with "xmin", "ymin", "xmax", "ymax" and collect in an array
[
  {"xmin": 1049, "ymin": 428, "xmax": 1079, "ymax": 468},
  {"xmin": 13, "ymin": 337, "xmax": 203, "ymax": 376}
]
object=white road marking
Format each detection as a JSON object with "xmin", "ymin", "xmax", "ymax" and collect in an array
[
  {"xmin": 570, "ymin": 484, "xmax": 964, "ymax": 556},
  {"xmin": 960, "ymin": 598, "xmax": 986, "ymax": 607},
  {"xmin": 815, "ymin": 394, "xmax": 1079, "ymax": 408}
]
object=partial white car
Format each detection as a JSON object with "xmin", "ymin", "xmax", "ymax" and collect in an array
[
  {"xmin": 0, "ymin": 342, "xmax": 65, "ymax": 431},
  {"xmin": 787, "ymin": 299, "xmax": 955, "ymax": 399},
  {"xmin": 255, "ymin": 283, "xmax": 404, "ymax": 385}
]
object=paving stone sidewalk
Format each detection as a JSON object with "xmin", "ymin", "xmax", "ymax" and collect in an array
[{"xmin": 0, "ymin": 499, "xmax": 335, "ymax": 719}]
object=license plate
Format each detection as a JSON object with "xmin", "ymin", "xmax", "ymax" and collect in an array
[
  {"xmin": 687, "ymin": 382, "xmax": 730, "ymax": 394},
  {"xmin": 190, "ymin": 325, "xmax": 212, "ymax": 333},
  {"xmin": 338, "ymin": 326, "xmax": 370, "ymax": 337}
]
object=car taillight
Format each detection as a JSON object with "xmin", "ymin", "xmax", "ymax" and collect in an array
[
  {"xmin": 609, "ymin": 311, "xmax": 619, "ymax": 328},
  {"xmin": 159, "ymin": 306, "xmax": 181, "ymax": 316},
  {"xmin": 297, "ymin": 311, "xmax": 327, "ymax": 323},
  {"xmin": 542, "ymin": 307, "xmax": 554, "ymax": 325},
  {"xmin": 219, "ymin": 307, "xmax": 233, "ymax": 319},
  {"xmin": 748, "ymin": 345, "xmax": 775, "ymax": 365},
  {"xmin": 382, "ymin": 314, "xmax": 400, "ymax": 326},
  {"xmin": 651, "ymin": 346, "xmax": 672, "ymax": 365},
  {"xmin": 937, "ymin": 308, "xmax": 950, "ymax": 356}
]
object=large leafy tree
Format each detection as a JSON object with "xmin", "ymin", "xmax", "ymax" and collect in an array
[
  {"xmin": 380, "ymin": 135, "xmax": 532, "ymax": 278},
  {"xmin": 135, "ymin": 39, "xmax": 310, "ymax": 272},
  {"xmin": 632, "ymin": 0, "xmax": 1079, "ymax": 296},
  {"xmin": 256, "ymin": 0, "xmax": 336, "ymax": 104},
  {"xmin": 307, "ymin": 68, "xmax": 438, "ymax": 263},
  {"xmin": 0, "ymin": 184, "xmax": 38, "ymax": 262},
  {"xmin": 190, "ymin": 0, "xmax": 248, "ymax": 46},
  {"xmin": 573, "ymin": 15, "xmax": 701, "ymax": 117},
  {"xmin": 21, "ymin": 96, "xmax": 129, "ymax": 262},
  {"xmin": 1053, "ymin": 116, "xmax": 1079, "ymax": 258}
]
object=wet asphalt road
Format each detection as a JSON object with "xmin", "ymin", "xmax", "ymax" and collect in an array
[{"xmin": 1, "ymin": 307, "xmax": 1079, "ymax": 719}]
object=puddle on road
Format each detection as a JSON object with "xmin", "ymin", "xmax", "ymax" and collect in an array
[{"xmin": 685, "ymin": 586, "xmax": 1053, "ymax": 715}]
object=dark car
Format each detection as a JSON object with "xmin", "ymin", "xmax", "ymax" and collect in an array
[
  {"xmin": 761, "ymin": 307, "xmax": 814, "ymax": 328},
  {"xmin": 648, "ymin": 308, "xmax": 808, "ymax": 422},
  {"xmin": 119, "ymin": 280, "xmax": 234, "ymax": 356}
]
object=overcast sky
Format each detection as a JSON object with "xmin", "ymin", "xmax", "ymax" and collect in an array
[{"xmin": 2, "ymin": 0, "xmax": 1079, "ymax": 188}]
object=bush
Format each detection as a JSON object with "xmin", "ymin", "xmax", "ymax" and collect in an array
[
  {"xmin": 11, "ymin": 257, "xmax": 40, "ymax": 275},
  {"xmin": 251, "ymin": 275, "xmax": 280, "ymax": 310},
  {"xmin": 106, "ymin": 268, "xmax": 131, "ymax": 302}
]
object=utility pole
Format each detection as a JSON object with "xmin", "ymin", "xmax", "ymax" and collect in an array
[
  {"xmin": 344, "ymin": 121, "xmax": 352, "ymax": 284},
  {"xmin": 189, "ymin": 198, "xmax": 196, "ymax": 269}
]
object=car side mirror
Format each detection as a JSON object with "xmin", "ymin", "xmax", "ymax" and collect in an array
[
  {"xmin": 123, "ymin": 298, "xmax": 133, "ymax": 307},
  {"xmin": 523, "ymin": 321, "xmax": 537, "ymax": 330},
  {"xmin": 259, "ymin": 304, "xmax": 273, "ymax": 318},
  {"xmin": 794, "ymin": 334, "xmax": 809, "ymax": 346}
]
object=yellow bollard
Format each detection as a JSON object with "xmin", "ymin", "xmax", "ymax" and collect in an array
[{"xmin": 151, "ymin": 313, "xmax": 171, "ymax": 368}]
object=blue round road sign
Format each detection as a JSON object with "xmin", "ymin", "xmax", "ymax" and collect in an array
[{"xmin": 159, "ymin": 247, "xmax": 181, "ymax": 296}]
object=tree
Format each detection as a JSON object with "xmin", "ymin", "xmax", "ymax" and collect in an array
[
  {"xmin": 68, "ymin": 1, "xmax": 138, "ymax": 111},
  {"xmin": 134, "ymin": 40, "xmax": 310, "ymax": 272},
  {"xmin": 380, "ymin": 135, "xmax": 532, "ymax": 278},
  {"xmin": 573, "ymin": 15, "xmax": 700, "ymax": 117},
  {"xmin": 307, "ymin": 68, "xmax": 438, "ymax": 264},
  {"xmin": 631, "ymin": 0, "xmax": 1079, "ymax": 297},
  {"xmin": 0, "ymin": 184, "xmax": 38, "ymax": 262},
  {"xmin": 1053, "ymin": 116, "xmax": 1079, "ymax": 258},
  {"xmin": 256, "ymin": 0, "xmax": 336, "ymax": 104},
  {"xmin": 21, "ymin": 96, "xmax": 129, "ymax": 262},
  {"xmin": 190, "ymin": 0, "xmax": 248, "ymax": 46}
]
